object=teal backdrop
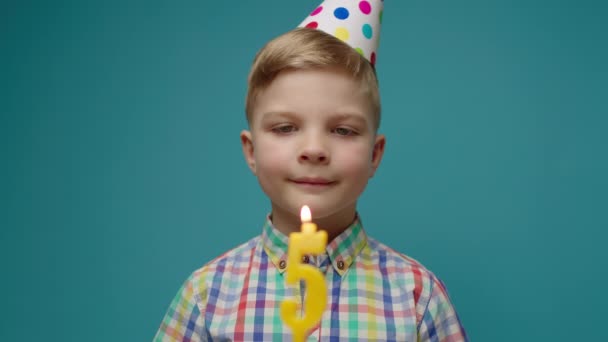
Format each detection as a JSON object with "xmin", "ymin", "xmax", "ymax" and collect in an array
[{"xmin": 2, "ymin": 0, "xmax": 607, "ymax": 340}]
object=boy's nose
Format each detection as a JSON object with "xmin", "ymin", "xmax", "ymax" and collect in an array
[{"xmin": 298, "ymin": 138, "xmax": 329, "ymax": 164}]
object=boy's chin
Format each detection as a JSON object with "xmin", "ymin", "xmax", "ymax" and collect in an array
[{"xmin": 294, "ymin": 203, "xmax": 355, "ymax": 221}]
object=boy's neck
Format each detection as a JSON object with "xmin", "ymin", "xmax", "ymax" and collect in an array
[{"xmin": 269, "ymin": 205, "xmax": 358, "ymax": 242}]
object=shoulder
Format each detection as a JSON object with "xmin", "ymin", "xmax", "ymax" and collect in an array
[
  {"xmin": 186, "ymin": 235, "xmax": 261, "ymax": 295},
  {"xmin": 366, "ymin": 236, "xmax": 436, "ymax": 280},
  {"xmin": 366, "ymin": 236, "xmax": 462, "ymax": 330},
  {"xmin": 365, "ymin": 236, "xmax": 443, "ymax": 306}
]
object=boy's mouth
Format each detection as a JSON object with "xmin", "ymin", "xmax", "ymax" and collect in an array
[{"xmin": 290, "ymin": 177, "xmax": 336, "ymax": 186}]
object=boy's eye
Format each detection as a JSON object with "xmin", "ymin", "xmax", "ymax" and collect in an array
[
  {"xmin": 333, "ymin": 127, "xmax": 357, "ymax": 136},
  {"xmin": 271, "ymin": 125, "xmax": 296, "ymax": 134}
]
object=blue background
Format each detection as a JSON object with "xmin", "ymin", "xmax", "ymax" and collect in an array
[{"xmin": 2, "ymin": 0, "xmax": 607, "ymax": 340}]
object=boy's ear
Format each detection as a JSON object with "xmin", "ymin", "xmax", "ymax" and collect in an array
[
  {"xmin": 240, "ymin": 130, "xmax": 256, "ymax": 175},
  {"xmin": 369, "ymin": 134, "xmax": 386, "ymax": 178}
]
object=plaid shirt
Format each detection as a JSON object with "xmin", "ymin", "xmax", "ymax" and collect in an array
[{"xmin": 154, "ymin": 217, "xmax": 467, "ymax": 341}]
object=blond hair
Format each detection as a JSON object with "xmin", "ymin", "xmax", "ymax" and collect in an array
[{"xmin": 245, "ymin": 28, "xmax": 381, "ymax": 130}]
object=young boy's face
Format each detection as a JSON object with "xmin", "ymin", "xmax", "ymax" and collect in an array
[{"xmin": 241, "ymin": 67, "xmax": 385, "ymax": 229}]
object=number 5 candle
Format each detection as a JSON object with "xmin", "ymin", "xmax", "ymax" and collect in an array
[{"xmin": 280, "ymin": 205, "xmax": 328, "ymax": 342}]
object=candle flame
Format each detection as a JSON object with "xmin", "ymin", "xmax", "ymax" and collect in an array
[{"xmin": 300, "ymin": 205, "xmax": 311, "ymax": 222}]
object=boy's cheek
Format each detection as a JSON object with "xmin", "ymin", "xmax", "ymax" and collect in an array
[
  {"xmin": 255, "ymin": 151, "xmax": 290, "ymax": 173},
  {"xmin": 256, "ymin": 138, "xmax": 292, "ymax": 157}
]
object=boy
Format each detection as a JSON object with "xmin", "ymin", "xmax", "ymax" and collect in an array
[{"xmin": 155, "ymin": 1, "xmax": 467, "ymax": 341}]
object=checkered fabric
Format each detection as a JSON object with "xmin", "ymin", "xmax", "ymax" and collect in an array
[{"xmin": 154, "ymin": 217, "xmax": 467, "ymax": 341}]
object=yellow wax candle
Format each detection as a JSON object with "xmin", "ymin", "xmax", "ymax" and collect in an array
[{"xmin": 280, "ymin": 205, "xmax": 328, "ymax": 342}]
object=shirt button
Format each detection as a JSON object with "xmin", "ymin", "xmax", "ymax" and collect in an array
[
  {"xmin": 302, "ymin": 255, "xmax": 310, "ymax": 264},
  {"xmin": 337, "ymin": 260, "xmax": 345, "ymax": 270},
  {"xmin": 279, "ymin": 260, "xmax": 286, "ymax": 269}
]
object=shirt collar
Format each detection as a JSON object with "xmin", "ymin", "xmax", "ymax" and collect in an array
[
  {"xmin": 261, "ymin": 217, "xmax": 290, "ymax": 272},
  {"xmin": 326, "ymin": 217, "xmax": 368, "ymax": 275},
  {"xmin": 261, "ymin": 215, "xmax": 368, "ymax": 276}
]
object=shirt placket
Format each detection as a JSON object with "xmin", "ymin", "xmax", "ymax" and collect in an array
[{"xmin": 301, "ymin": 253, "xmax": 334, "ymax": 341}]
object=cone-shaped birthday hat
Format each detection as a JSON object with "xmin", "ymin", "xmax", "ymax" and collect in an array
[{"xmin": 298, "ymin": 0, "xmax": 384, "ymax": 66}]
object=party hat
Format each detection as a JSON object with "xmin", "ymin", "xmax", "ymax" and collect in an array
[{"xmin": 298, "ymin": 0, "xmax": 384, "ymax": 66}]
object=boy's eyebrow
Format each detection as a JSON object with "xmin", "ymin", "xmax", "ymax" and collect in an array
[
  {"xmin": 329, "ymin": 112, "xmax": 369, "ymax": 125},
  {"xmin": 260, "ymin": 111, "xmax": 299, "ymax": 120},
  {"xmin": 260, "ymin": 111, "xmax": 370, "ymax": 125}
]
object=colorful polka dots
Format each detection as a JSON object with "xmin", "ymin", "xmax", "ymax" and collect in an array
[
  {"xmin": 334, "ymin": 7, "xmax": 349, "ymax": 20},
  {"xmin": 311, "ymin": 6, "xmax": 323, "ymax": 16},
  {"xmin": 334, "ymin": 27, "xmax": 350, "ymax": 41},
  {"xmin": 359, "ymin": 1, "xmax": 371, "ymax": 15},
  {"xmin": 362, "ymin": 23, "xmax": 372, "ymax": 39},
  {"xmin": 297, "ymin": 0, "xmax": 384, "ymax": 66}
]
